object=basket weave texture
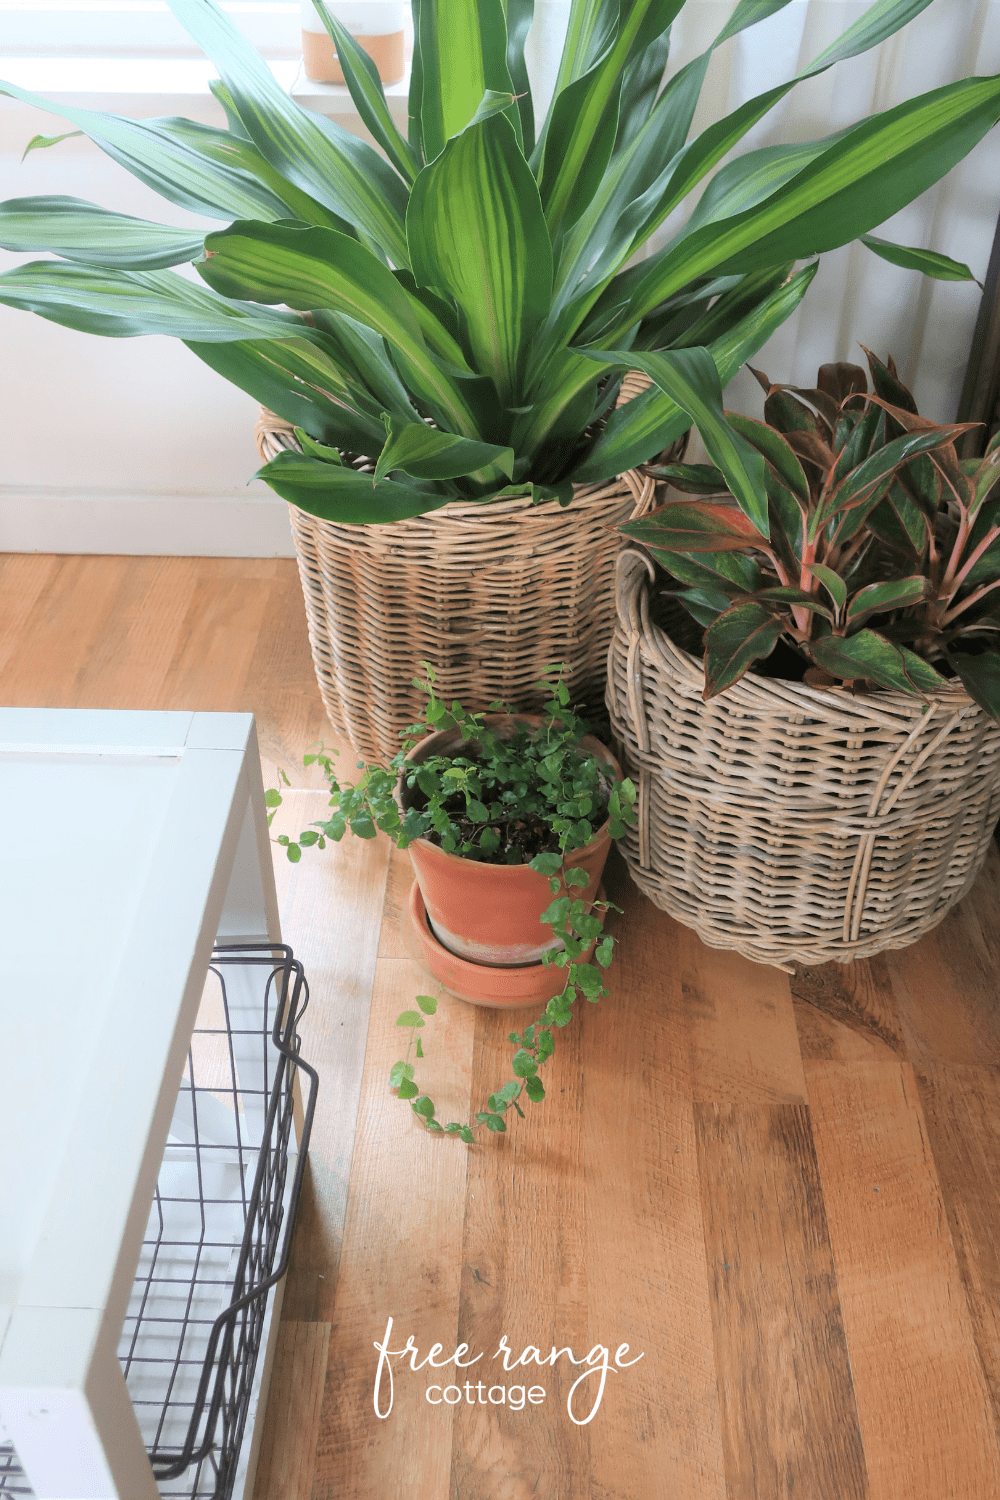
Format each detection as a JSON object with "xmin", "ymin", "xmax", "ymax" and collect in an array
[
  {"xmin": 607, "ymin": 548, "xmax": 1000, "ymax": 970},
  {"xmin": 256, "ymin": 405, "xmax": 658, "ymax": 762}
]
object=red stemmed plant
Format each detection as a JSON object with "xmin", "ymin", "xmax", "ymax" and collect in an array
[{"xmin": 621, "ymin": 349, "xmax": 1000, "ymax": 716}]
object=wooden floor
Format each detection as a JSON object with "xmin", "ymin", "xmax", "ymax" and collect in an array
[{"xmin": 3, "ymin": 553, "xmax": 1000, "ymax": 1500}]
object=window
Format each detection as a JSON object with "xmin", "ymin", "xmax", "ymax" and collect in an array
[{"xmin": 0, "ymin": 0, "xmax": 301, "ymax": 59}]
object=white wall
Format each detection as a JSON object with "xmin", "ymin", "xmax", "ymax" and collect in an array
[{"xmin": 2, "ymin": 1, "xmax": 999, "ymax": 556}]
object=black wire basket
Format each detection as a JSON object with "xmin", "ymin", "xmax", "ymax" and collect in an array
[{"xmin": 0, "ymin": 942, "xmax": 317, "ymax": 1500}]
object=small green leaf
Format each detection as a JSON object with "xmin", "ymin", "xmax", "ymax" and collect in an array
[
  {"xmin": 564, "ymin": 866, "xmax": 589, "ymax": 887},
  {"xmin": 264, "ymin": 788, "xmax": 282, "ymax": 807},
  {"xmin": 704, "ymin": 602, "xmax": 784, "ymax": 697},
  {"xmin": 511, "ymin": 1048, "xmax": 538, "ymax": 1078},
  {"xmin": 285, "ymin": 842, "xmax": 302, "ymax": 863},
  {"xmin": 389, "ymin": 1060, "xmax": 415, "ymax": 1087},
  {"xmin": 398, "ymin": 1078, "xmax": 419, "ymax": 1100},
  {"xmin": 484, "ymin": 1113, "xmax": 507, "ymax": 1133},
  {"xmin": 806, "ymin": 563, "xmax": 848, "ymax": 614},
  {"xmin": 427, "ymin": 1119, "xmax": 444, "ymax": 1132},
  {"xmin": 416, "ymin": 994, "xmax": 438, "ymax": 1015},
  {"xmin": 459, "ymin": 1126, "xmax": 476, "ymax": 1144},
  {"xmin": 396, "ymin": 1011, "xmax": 426, "ymax": 1027},
  {"xmin": 549, "ymin": 877, "xmax": 562, "ymax": 893},
  {"xmin": 524, "ymin": 1074, "xmax": 545, "ymax": 1103},
  {"xmin": 411, "ymin": 1095, "xmax": 436, "ymax": 1118},
  {"xmin": 298, "ymin": 830, "xmax": 320, "ymax": 846},
  {"xmin": 529, "ymin": 852, "xmax": 563, "ymax": 875},
  {"xmin": 496, "ymin": 1080, "xmax": 522, "ymax": 1103}
]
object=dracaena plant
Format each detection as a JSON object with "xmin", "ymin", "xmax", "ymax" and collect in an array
[
  {"xmin": 0, "ymin": 0, "xmax": 997, "ymax": 522},
  {"xmin": 619, "ymin": 348, "xmax": 1000, "ymax": 717}
]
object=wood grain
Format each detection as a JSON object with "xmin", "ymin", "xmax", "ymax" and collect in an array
[
  {"xmin": 791, "ymin": 956, "xmax": 907, "ymax": 1064},
  {"xmin": 672, "ymin": 910, "xmax": 807, "ymax": 1106},
  {"xmin": 887, "ymin": 841, "xmax": 1000, "ymax": 1066},
  {"xmin": 805, "ymin": 1059, "xmax": 1000, "ymax": 1499},
  {"xmin": 270, "ymin": 791, "xmax": 390, "ymax": 1322},
  {"xmin": 252, "ymin": 1321, "xmax": 331, "ymax": 1500},
  {"xmin": 310, "ymin": 955, "xmax": 477, "ymax": 1500},
  {"xmin": 695, "ymin": 1101, "xmax": 868, "ymax": 1500},
  {"xmin": 7, "ymin": 554, "xmax": 1000, "ymax": 1500},
  {"xmin": 915, "ymin": 1063, "xmax": 1000, "ymax": 1442}
]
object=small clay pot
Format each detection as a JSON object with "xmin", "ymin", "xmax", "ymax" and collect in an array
[{"xmin": 400, "ymin": 715, "xmax": 621, "ymax": 968}]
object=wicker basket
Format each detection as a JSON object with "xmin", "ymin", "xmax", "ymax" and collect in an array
[
  {"xmin": 256, "ymin": 392, "xmax": 659, "ymax": 762},
  {"xmin": 607, "ymin": 548, "xmax": 1000, "ymax": 970}
]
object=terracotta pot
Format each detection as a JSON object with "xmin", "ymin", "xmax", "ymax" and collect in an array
[
  {"xmin": 407, "ymin": 880, "xmax": 606, "ymax": 1009},
  {"xmin": 400, "ymin": 715, "xmax": 621, "ymax": 966}
]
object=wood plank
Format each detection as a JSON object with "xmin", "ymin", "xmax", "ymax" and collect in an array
[
  {"xmin": 694, "ymin": 1100, "xmax": 869, "ymax": 1500},
  {"xmin": 791, "ymin": 956, "xmax": 907, "ymax": 1064},
  {"xmin": 443, "ymin": 859, "xmax": 728, "ymax": 1500},
  {"xmin": 252, "ymin": 1321, "xmax": 331, "ymax": 1500},
  {"xmin": 672, "ymin": 913, "xmax": 807, "ymax": 1106},
  {"xmin": 886, "ymin": 845, "xmax": 1000, "ymax": 1066},
  {"xmin": 311, "ymin": 954, "xmax": 477, "ymax": 1500},
  {"xmin": 270, "ymin": 791, "xmax": 390, "ymax": 1323},
  {"xmin": 0, "ymin": 554, "xmax": 59, "ymax": 685},
  {"xmin": 0, "ymin": 554, "xmax": 133, "ymax": 703},
  {"xmin": 915, "ymin": 1063, "xmax": 1000, "ymax": 1443},
  {"xmin": 805, "ymin": 1059, "xmax": 1000, "ymax": 1499}
]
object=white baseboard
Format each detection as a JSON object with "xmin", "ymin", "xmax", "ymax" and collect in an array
[{"xmin": 0, "ymin": 488, "xmax": 296, "ymax": 558}]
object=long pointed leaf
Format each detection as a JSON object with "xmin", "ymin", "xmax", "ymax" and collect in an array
[
  {"xmin": 0, "ymin": 197, "xmax": 203, "ymax": 269},
  {"xmin": 0, "ymin": 260, "xmax": 310, "ymax": 341},
  {"xmin": 811, "ymin": 629, "xmax": 945, "ymax": 694},
  {"xmin": 704, "ymin": 602, "xmax": 784, "ymax": 696},
  {"xmin": 860, "ymin": 234, "xmax": 980, "ymax": 284},
  {"xmin": 502, "ymin": 0, "xmax": 536, "ymax": 156},
  {"xmin": 374, "ymin": 417, "xmax": 514, "ymax": 483},
  {"xmin": 166, "ymin": 0, "xmax": 410, "ymax": 264},
  {"xmin": 610, "ymin": 76, "xmax": 1000, "ymax": 329},
  {"xmin": 311, "ymin": 0, "xmax": 419, "ymax": 183},
  {"xmin": 186, "ymin": 336, "xmax": 386, "ymax": 451},
  {"xmin": 571, "ymin": 262, "xmax": 818, "ymax": 482},
  {"xmin": 584, "ymin": 346, "xmax": 770, "ymax": 534},
  {"xmin": 198, "ymin": 220, "xmax": 478, "ymax": 435},
  {"xmin": 418, "ymin": 0, "xmax": 519, "ymax": 160},
  {"xmin": 257, "ymin": 449, "xmax": 453, "ymax": 523},
  {"xmin": 0, "ymin": 80, "xmax": 297, "ymax": 223},
  {"xmin": 621, "ymin": 500, "xmax": 766, "ymax": 553},
  {"xmin": 406, "ymin": 113, "xmax": 551, "ymax": 406}
]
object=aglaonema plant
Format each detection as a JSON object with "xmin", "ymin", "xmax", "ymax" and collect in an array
[
  {"xmin": 619, "ymin": 348, "xmax": 1000, "ymax": 716},
  {"xmin": 266, "ymin": 666, "xmax": 637, "ymax": 1141},
  {"xmin": 0, "ymin": 1, "xmax": 997, "ymax": 522}
]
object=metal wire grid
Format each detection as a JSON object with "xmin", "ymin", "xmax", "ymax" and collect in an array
[
  {"xmin": 0, "ymin": 1445, "xmax": 32, "ymax": 1496},
  {"xmin": 0, "ymin": 943, "xmax": 317, "ymax": 1500}
]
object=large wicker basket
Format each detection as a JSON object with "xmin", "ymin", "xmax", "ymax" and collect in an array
[
  {"xmin": 256, "ymin": 396, "xmax": 658, "ymax": 762},
  {"xmin": 607, "ymin": 548, "xmax": 1000, "ymax": 970}
]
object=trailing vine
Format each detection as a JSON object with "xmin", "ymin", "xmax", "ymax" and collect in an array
[{"xmin": 266, "ymin": 665, "xmax": 637, "ymax": 1142}]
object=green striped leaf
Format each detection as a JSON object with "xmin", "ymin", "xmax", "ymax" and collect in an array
[
  {"xmin": 417, "ymin": 0, "xmax": 519, "ymax": 160},
  {"xmin": 611, "ymin": 76, "xmax": 1000, "ymax": 328},
  {"xmin": 310, "ymin": 0, "xmax": 419, "ymax": 183},
  {"xmin": 0, "ymin": 260, "xmax": 310, "ymax": 341},
  {"xmin": 406, "ymin": 114, "xmax": 551, "ymax": 407},
  {"xmin": 861, "ymin": 234, "xmax": 981, "ymax": 284},
  {"xmin": 374, "ymin": 416, "xmax": 514, "ymax": 483},
  {"xmin": 198, "ymin": 220, "xmax": 478, "ymax": 436},
  {"xmin": 0, "ymin": 80, "xmax": 296, "ymax": 223},
  {"xmin": 571, "ymin": 262, "xmax": 818, "ymax": 483},
  {"xmin": 256, "ymin": 449, "xmax": 453, "ymax": 523},
  {"xmin": 185, "ymin": 337, "xmax": 386, "ymax": 452},
  {"xmin": 584, "ymin": 346, "xmax": 770, "ymax": 534},
  {"xmin": 166, "ymin": 0, "xmax": 410, "ymax": 264},
  {"xmin": 845, "ymin": 576, "xmax": 931, "ymax": 623},
  {"xmin": 502, "ymin": 0, "xmax": 536, "ymax": 155},
  {"xmin": 538, "ymin": 0, "xmax": 682, "ymax": 234},
  {"xmin": 0, "ymin": 197, "xmax": 204, "ymax": 269}
]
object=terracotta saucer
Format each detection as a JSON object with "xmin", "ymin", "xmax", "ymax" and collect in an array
[{"xmin": 405, "ymin": 879, "xmax": 605, "ymax": 1009}]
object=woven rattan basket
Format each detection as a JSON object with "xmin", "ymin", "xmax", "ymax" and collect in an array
[
  {"xmin": 607, "ymin": 548, "xmax": 1000, "ymax": 971},
  {"xmin": 256, "ymin": 378, "xmax": 660, "ymax": 762}
]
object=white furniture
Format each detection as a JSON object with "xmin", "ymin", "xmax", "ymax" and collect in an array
[{"xmin": 0, "ymin": 710, "xmax": 299, "ymax": 1500}]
